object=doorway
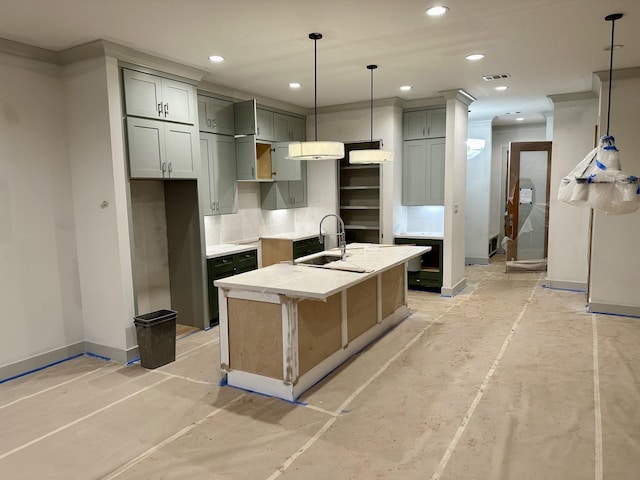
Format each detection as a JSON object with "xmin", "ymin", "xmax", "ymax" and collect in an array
[{"xmin": 504, "ymin": 141, "xmax": 552, "ymax": 266}]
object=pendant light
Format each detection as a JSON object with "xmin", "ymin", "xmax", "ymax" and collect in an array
[
  {"xmin": 287, "ymin": 33, "xmax": 344, "ymax": 161},
  {"xmin": 349, "ymin": 64, "xmax": 394, "ymax": 164},
  {"xmin": 557, "ymin": 12, "xmax": 640, "ymax": 215}
]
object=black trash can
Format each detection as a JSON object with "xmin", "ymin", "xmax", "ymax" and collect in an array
[{"xmin": 134, "ymin": 309, "xmax": 177, "ymax": 369}]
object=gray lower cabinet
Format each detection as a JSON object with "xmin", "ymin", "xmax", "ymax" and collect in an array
[
  {"xmin": 207, "ymin": 250, "xmax": 257, "ymax": 325},
  {"xmin": 127, "ymin": 117, "xmax": 198, "ymax": 179},
  {"xmin": 197, "ymin": 95, "xmax": 234, "ymax": 135},
  {"xmin": 122, "ymin": 68, "xmax": 196, "ymax": 125},
  {"xmin": 402, "ymin": 138, "xmax": 445, "ymax": 206},
  {"xmin": 199, "ymin": 133, "xmax": 237, "ymax": 215},
  {"xmin": 260, "ymin": 162, "xmax": 307, "ymax": 209},
  {"xmin": 394, "ymin": 237, "xmax": 443, "ymax": 289}
]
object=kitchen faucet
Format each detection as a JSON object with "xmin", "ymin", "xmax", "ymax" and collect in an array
[{"xmin": 319, "ymin": 214, "xmax": 347, "ymax": 260}]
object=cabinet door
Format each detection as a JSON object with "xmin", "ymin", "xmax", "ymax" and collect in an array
[
  {"xmin": 210, "ymin": 98, "xmax": 235, "ymax": 135},
  {"xmin": 198, "ymin": 96, "xmax": 235, "ymax": 135},
  {"xmin": 425, "ymin": 138, "xmax": 445, "ymax": 205},
  {"xmin": 271, "ymin": 142, "xmax": 301, "ymax": 181},
  {"xmin": 165, "ymin": 123, "xmax": 198, "ymax": 178},
  {"xmin": 426, "ymin": 108, "xmax": 446, "ymax": 138},
  {"xmin": 273, "ymin": 114, "xmax": 289, "ymax": 142},
  {"xmin": 234, "ymin": 99, "xmax": 257, "ymax": 135},
  {"xmin": 161, "ymin": 78, "xmax": 196, "ymax": 125},
  {"xmin": 235, "ymin": 135, "xmax": 257, "ymax": 180},
  {"xmin": 127, "ymin": 117, "xmax": 165, "ymax": 179},
  {"xmin": 289, "ymin": 178, "xmax": 307, "ymax": 208},
  {"xmin": 274, "ymin": 113, "xmax": 305, "ymax": 141},
  {"xmin": 200, "ymin": 135, "xmax": 215, "ymax": 215},
  {"xmin": 256, "ymin": 109, "xmax": 274, "ymax": 141},
  {"xmin": 123, "ymin": 69, "xmax": 163, "ymax": 120},
  {"xmin": 212, "ymin": 134, "xmax": 238, "ymax": 214},
  {"xmin": 403, "ymin": 111, "xmax": 428, "ymax": 140},
  {"xmin": 288, "ymin": 116, "xmax": 305, "ymax": 141},
  {"xmin": 402, "ymin": 139, "xmax": 428, "ymax": 205}
]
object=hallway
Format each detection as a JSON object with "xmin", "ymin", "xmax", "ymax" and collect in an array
[{"xmin": 2, "ymin": 256, "xmax": 639, "ymax": 479}]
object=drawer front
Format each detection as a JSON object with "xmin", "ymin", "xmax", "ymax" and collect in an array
[
  {"xmin": 234, "ymin": 250, "xmax": 258, "ymax": 270},
  {"xmin": 212, "ymin": 255, "xmax": 235, "ymax": 276},
  {"xmin": 293, "ymin": 238, "xmax": 323, "ymax": 259}
]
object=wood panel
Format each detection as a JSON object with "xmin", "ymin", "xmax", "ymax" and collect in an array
[
  {"xmin": 261, "ymin": 238, "xmax": 293, "ymax": 267},
  {"xmin": 381, "ymin": 265, "xmax": 405, "ymax": 319},
  {"xmin": 228, "ymin": 298, "xmax": 283, "ymax": 379},
  {"xmin": 346, "ymin": 276, "xmax": 378, "ymax": 342},
  {"xmin": 298, "ymin": 294, "xmax": 342, "ymax": 375}
]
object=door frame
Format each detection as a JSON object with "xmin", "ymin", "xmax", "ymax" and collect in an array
[{"xmin": 505, "ymin": 141, "xmax": 552, "ymax": 261}]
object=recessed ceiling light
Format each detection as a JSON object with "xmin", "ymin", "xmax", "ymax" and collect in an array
[
  {"xmin": 426, "ymin": 6, "xmax": 449, "ymax": 16},
  {"xmin": 208, "ymin": 55, "xmax": 224, "ymax": 63},
  {"xmin": 289, "ymin": 82, "xmax": 301, "ymax": 89},
  {"xmin": 494, "ymin": 85, "xmax": 508, "ymax": 91},
  {"xmin": 400, "ymin": 85, "xmax": 412, "ymax": 92},
  {"xmin": 466, "ymin": 54, "xmax": 485, "ymax": 61},
  {"xmin": 516, "ymin": 117, "xmax": 525, "ymax": 121}
]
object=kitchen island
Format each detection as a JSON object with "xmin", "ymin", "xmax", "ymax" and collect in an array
[{"xmin": 214, "ymin": 243, "xmax": 430, "ymax": 401}]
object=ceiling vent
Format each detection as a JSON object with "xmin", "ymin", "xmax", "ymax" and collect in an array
[{"xmin": 482, "ymin": 73, "xmax": 511, "ymax": 81}]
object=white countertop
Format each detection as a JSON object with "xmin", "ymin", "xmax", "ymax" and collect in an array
[
  {"xmin": 260, "ymin": 232, "xmax": 319, "ymax": 241},
  {"xmin": 206, "ymin": 243, "xmax": 259, "ymax": 259},
  {"xmin": 395, "ymin": 232, "xmax": 444, "ymax": 240},
  {"xmin": 214, "ymin": 243, "xmax": 429, "ymax": 299}
]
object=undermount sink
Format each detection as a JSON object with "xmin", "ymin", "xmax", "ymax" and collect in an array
[{"xmin": 295, "ymin": 253, "xmax": 342, "ymax": 266}]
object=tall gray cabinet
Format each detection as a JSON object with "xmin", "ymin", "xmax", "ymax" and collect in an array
[
  {"xmin": 402, "ymin": 108, "xmax": 446, "ymax": 206},
  {"xmin": 123, "ymin": 65, "xmax": 206, "ymax": 330}
]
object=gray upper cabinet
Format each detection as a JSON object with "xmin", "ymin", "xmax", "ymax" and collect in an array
[
  {"xmin": 271, "ymin": 142, "xmax": 302, "ymax": 181},
  {"xmin": 403, "ymin": 108, "xmax": 446, "ymax": 140},
  {"xmin": 256, "ymin": 109, "xmax": 274, "ymax": 141},
  {"xmin": 123, "ymin": 68, "xmax": 196, "ymax": 125},
  {"xmin": 235, "ymin": 135, "xmax": 274, "ymax": 181},
  {"xmin": 127, "ymin": 117, "xmax": 198, "ymax": 179},
  {"xmin": 197, "ymin": 95, "xmax": 235, "ymax": 135},
  {"xmin": 200, "ymin": 133, "xmax": 237, "ymax": 215},
  {"xmin": 274, "ymin": 113, "xmax": 305, "ymax": 142},
  {"xmin": 260, "ymin": 162, "xmax": 307, "ymax": 210},
  {"xmin": 402, "ymin": 138, "xmax": 445, "ymax": 206}
]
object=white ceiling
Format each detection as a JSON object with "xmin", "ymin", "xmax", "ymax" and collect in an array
[{"xmin": 2, "ymin": 0, "xmax": 639, "ymax": 125}]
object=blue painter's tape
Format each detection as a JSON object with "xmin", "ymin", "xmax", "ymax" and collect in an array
[
  {"xmin": 541, "ymin": 284, "xmax": 587, "ymax": 293},
  {"xmin": 595, "ymin": 159, "xmax": 606, "ymax": 170},
  {"xmin": 127, "ymin": 357, "xmax": 141, "ymax": 365},
  {"xmin": 219, "ymin": 381, "xmax": 309, "ymax": 406},
  {"xmin": 603, "ymin": 145, "xmax": 618, "ymax": 151},
  {"xmin": 586, "ymin": 307, "xmax": 640, "ymax": 319},
  {"xmin": 85, "ymin": 352, "xmax": 112, "ymax": 362},
  {"xmin": 0, "ymin": 353, "xmax": 85, "ymax": 384},
  {"xmin": 588, "ymin": 174, "xmax": 596, "ymax": 183}
]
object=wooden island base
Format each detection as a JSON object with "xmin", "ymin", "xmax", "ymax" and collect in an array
[{"xmin": 219, "ymin": 263, "xmax": 411, "ymax": 401}]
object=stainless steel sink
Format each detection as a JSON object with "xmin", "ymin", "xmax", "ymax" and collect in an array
[{"xmin": 295, "ymin": 253, "xmax": 342, "ymax": 266}]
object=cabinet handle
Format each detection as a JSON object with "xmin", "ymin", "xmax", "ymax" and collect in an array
[
  {"xmin": 251, "ymin": 166, "xmax": 255, "ymax": 177},
  {"xmin": 161, "ymin": 162, "xmax": 167, "ymax": 172},
  {"xmin": 167, "ymin": 162, "xmax": 172, "ymax": 173},
  {"xmin": 257, "ymin": 126, "xmax": 260, "ymax": 136},
  {"xmin": 158, "ymin": 103, "xmax": 163, "ymax": 117},
  {"xmin": 164, "ymin": 103, "xmax": 169, "ymax": 117},
  {"xmin": 211, "ymin": 202, "xmax": 215, "ymax": 210},
  {"xmin": 427, "ymin": 126, "xmax": 431, "ymax": 136}
]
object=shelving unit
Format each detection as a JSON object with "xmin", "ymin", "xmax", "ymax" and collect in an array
[{"xmin": 338, "ymin": 142, "xmax": 382, "ymax": 244}]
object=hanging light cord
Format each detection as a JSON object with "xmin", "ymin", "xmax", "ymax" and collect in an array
[
  {"xmin": 369, "ymin": 66, "xmax": 374, "ymax": 141},
  {"xmin": 309, "ymin": 33, "xmax": 322, "ymax": 141},
  {"xmin": 605, "ymin": 13, "xmax": 623, "ymax": 136}
]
